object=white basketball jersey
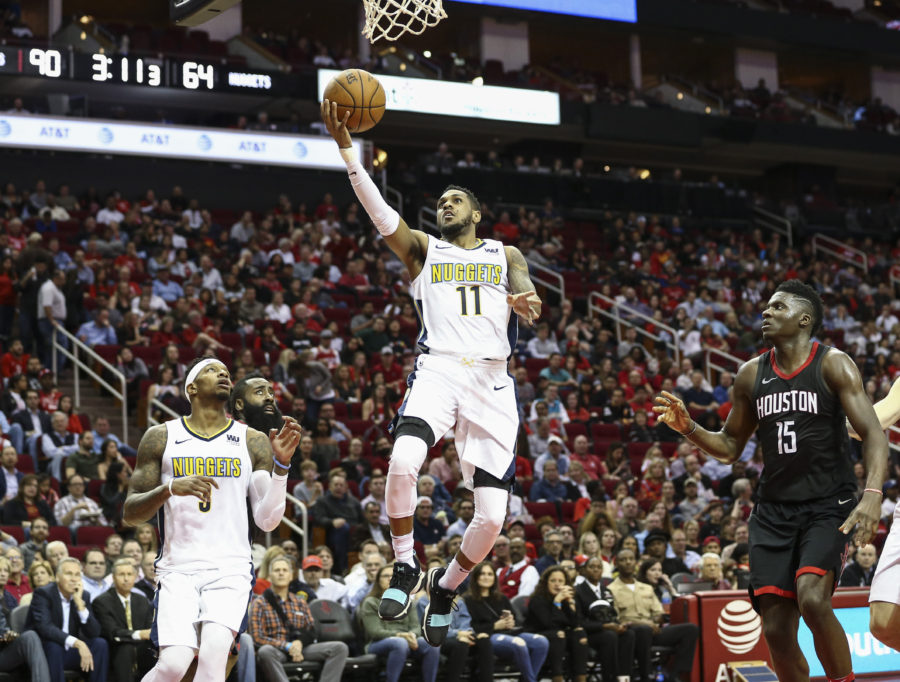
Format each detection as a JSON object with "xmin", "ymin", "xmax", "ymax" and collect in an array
[
  {"xmin": 409, "ymin": 235, "xmax": 516, "ymax": 359},
  {"xmin": 155, "ymin": 418, "xmax": 253, "ymax": 575}
]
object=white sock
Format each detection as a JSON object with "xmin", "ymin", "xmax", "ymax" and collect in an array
[
  {"xmin": 391, "ymin": 532, "xmax": 416, "ymax": 568},
  {"xmin": 439, "ymin": 556, "xmax": 470, "ymax": 591}
]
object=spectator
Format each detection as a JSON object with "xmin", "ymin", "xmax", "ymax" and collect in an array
[
  {"xmin": 525, "ymin": 566, "xmax": 589, "ymax": 682},
  {"xmin": 539, "ymin": 353, "xmax": 576, "ymax": 388},
  {"xmin": 20, "ymin": 515, "xmax": 49, "ymax": 570},
  {"xmin": 76, "ymin": 309, "xmax": 118, "ymax": 347},
  {"xmin": 291, "ymin": 461, "xmax": 323, "ymax": 508},
  {"xmin": 151, "ymin": 265, "xmax": 183, "ymax": 303},
  {"xmin": 5, "ymin": 547, "xmax": 29, "ymax": 602},
  {"xmin": 615, "ymin": 497, "xmax": 644, "ymax": 538},
  {"xmin": 343, "ymin": 552, "xmax": 385, "ymax": 612},
  {"xmin": 350, "ymin": 501, "xmax": 391, "ymax": 550},
  {"xmin": 44, "ymin": 541, "xmax": 69, "ymax": 573},
  {"xmin": 698, "ymin": 552, "xmax": 731, "ymax": 590},
  {"xmin": 680, "ymin": 370, "xmax": 719, "ymax": 413},
  {"xmin": 568, "ymin": 435, "xmax": 605, "ymax": 480},
  {"xmin": 360, "ymin": 472, "xmax": 388, "ymax": 526},
  {"xmin": 311, "ymin": 470, "xmax": 362, "ymax": 573},
  {"xmin": 25, "ymin": 556, "xmax": 109, "ymax": 682},
  {"xmin": 93, "ymin": 557, "xmax": 155, "ymax": 681},
  {"xmin": 116, "ymin": 348, "xmax": 149, "ymax": 411},
  {"xmin": 2, "ymin": 474, "xmax": 53, "ymax": 529},
  {"xmin": 37, "ymin": 370, "xmax": 62, "ymax": 413},
  {"xmin": 530, "ymin": 461, "xmax": 570, "ymax": 503},
  {"xmin": 428, "ymin": 441, "xmax": 461, "ymax": 485},
  {"xmin": 91, "ymin": 416, "xmax": 136, "ymax": 458},
  {"xmin": 0, "ymin": 446, "xmax": 21, "ymax": 502},
  {"xmin": 298, "ymin": 554, "xmax": 346, "ymax": 603},
  {"xmin": 413, "ymin": 496, "xmax": 446, "ymax": 546},
  {"xmin": 55, "ymin": 474, "xmax": 107, "ymax": 530},
  {"xmin": 839, "ymin": 543, "xmax": 878, "ymax": 587},
  {"xmin": 42, "ymin": 411, "xmax": 79, "ymax": 481},
  {"xmin": 526, "ymin": 323, "xmax": 560, "ymax": 358},
  {"xmin": 13, "ymin": 389, "xmax": 49, "ymax": 470},
  {"xmin": 663, "ymin": 528, "xmax": 700, "ymax": 575},
  {"xmin": 37, "ymin": 268, "xmax": 68, "ymax": 372},
  {"xmin": 608, "ymin": 549, "xmax": 698, "ymax": 682},
  {"xmin": 101, "ymin": 534, "xmax": 122, "ymax": 575},
  {"xmin": 80, "ymin": 549, "xmax": 110, "ymax": 603},
  {"xmin": 575, "ymin": 556, "xmax": 638, "ymax": 682},
  {"xmin": 358, "ymin": 563, "xmax": 440, "ymax": 682},
  {"xmin": 637, "ymin": 558, "xmax": 677, "ymax": 605},
  {"xmin": 0, "ymin": 339, "xmax": 28, "ymax": 380},
  {"xmin": 0, "ymin": 569, "xmax": 49, "ymax": 679},
  {"xmin": 533, "ymin": 435, "xmax": 569, "ymax": 481},
  {"xmin": 64, "ymin": 431, "xmax": 101, "ymax": 481},
  {"xmin": 133, "ymin": 552, "xmax": 156, "ymax": 601},
  {"xmin": 250, "ymin": 554, "xmax": 349, "ymax": 682},
  {"xmin": 445, "ymin": 499, "xmax": 475, "ymax": 539},
  {"xmin": 19, "ymin": 559, "xmax": 53, "ymax": 607}
]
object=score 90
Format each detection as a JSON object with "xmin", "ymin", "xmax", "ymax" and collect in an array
[
  {"xmin": 182, "ymin": 61, "xmax": 214, "ymax": 89},
  {"xmin": 28, "ymin": 49, "xmax": 63, "ymax": 77}
]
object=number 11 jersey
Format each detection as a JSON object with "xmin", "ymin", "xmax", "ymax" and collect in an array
[
  {"xmin": 409, "ymin": 235, "xmax": 516, "ymax": 360},
  {"xmin": 752, "ymin": 341, "xmax": 855, "ymax": 503}
]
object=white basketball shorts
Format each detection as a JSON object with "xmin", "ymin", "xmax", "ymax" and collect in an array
[
  {"xmin": 870, "ymin": 503, "xmax": 900, "ymax": 605},
  {"xmin": 399, "ymin": 353, "xmax": 518, "ymax": 486},
  {"xmin": 151, "ymin": 569, "xmax": 252, "ymax": 649}
]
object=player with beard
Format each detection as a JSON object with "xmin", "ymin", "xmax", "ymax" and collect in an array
[
  {"xmin": 321, "ymin": 101, "xmax": 542, "ymax": 647},
  {"xmin": 124, "ymin": 358, "xmax": 302, "ymax": 682},
  {"xmin": 229, "ymin": 373, "xmax": 286, "ymax": 435}
]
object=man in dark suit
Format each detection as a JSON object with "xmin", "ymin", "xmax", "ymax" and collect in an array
[
  {"xmin": 349, "ymin": 500, "xmax": 391, "ymax": 549},
  {"xmin": 133, "ymin": 551, "xmax": 156, "ymax": 601},
  {"xmin": 0, "ymin": 446, "xmax": 23, "ymax": 502},
  {"xmin": 12, "ymin": 389, "xmax": 50, "ymax": 472},
  {"xmin": 93, "ymin": 558, "xmax": 154, "ymax": 682},
  {"xmin": 25, "ymin": 556, "xmax": 109, "ymax": 682}
]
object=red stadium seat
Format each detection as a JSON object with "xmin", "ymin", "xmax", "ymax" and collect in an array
[
  {"xmin": 525, "ymin": 501, "xmax": 558, "ymax": 522},
  {"xmin": 0, "ymin": 526, "xmax": 25, "ymax": 543},
  {"xmin": 48, "ymin": 527, "xmax": 72, "ymax": 544},
  {"xmin": 87, "ymin": 479, "xmax": 103, "ymax": 500},
  {"xmin": 592, "ymin": 423, "xmax": 621, "ymax": 442},
  {"xmin": 67, "ymin": 545, "xmax": 89, "ymax": 560},
  {"xmin": 76, "ymin": 525, "xmax": 115, "ymax": 547},
  {"xmin": 16, "ymin": 455, "xmax": 33, "ymax": 474}
]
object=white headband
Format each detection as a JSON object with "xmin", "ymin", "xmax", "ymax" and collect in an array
[{"xmin": 184, "ymin": 358, "xmax": 223, "ymax": 394}]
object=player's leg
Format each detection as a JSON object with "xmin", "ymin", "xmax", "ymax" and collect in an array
[
  {"xmin": 193, "ymin": 622, "xmax": 236, "ymax": 682},
  {"xmin": 796, "ymin": 571, "xmax": 853, "ymax": 680},
  {"xmin": 869, "ymin": 507, "xmax": 900, "ymax": 649},
  {"xmin": 140, "ymin": 647, "xmax": 196, "ymax": 682},
  {"xmin": 381, "ymin": 357, "xmax": 456, "ymax": 620},
  {"xmin": 143, "ymin": 572, "xmax": 201, "ymax": 681},
  {"xmin": 758, "ymin": 595, "xmax": 809, "ymax": 682}
]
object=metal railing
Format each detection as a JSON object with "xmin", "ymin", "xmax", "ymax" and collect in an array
[
  {"xmin": 703, "ymin": 347, "xmax": 745, "ymax": 387},
  {"xmin": 660, "ymin": 74, "xmax": 725, "ymax": 113},
  {"xmin": 418, "ymin": 205, "xmax": 438, "ymax": 234},
  {"xmin": 889, "ymin": 425, "xmax": 900, "ymax": 454},
  {"xmin": 147, "ymin": 397, "xmax": 181, "ymax": 427},
  {"xmin": 275, "ymin": 492, "xmax": 308, "ymax": 557},
  {"xmin": 524, "ymin": 257, "xmax": 565, "ymax": 301},
  {"xmin": 811, "ymin": 234, "xmax": 868, "ymax": 273},
  {"xmin": 52, "ymin": 326, "xmax": 129, "ymax": 442},
  {"xmin": 753, "ymin": 206, "xmax": 794, "ymax": 248},
  {"xmin": 587, "ymin": 292, "xmax": 681, "ymax": 365}
]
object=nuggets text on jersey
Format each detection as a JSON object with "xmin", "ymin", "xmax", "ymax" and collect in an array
[
  {"xmin": 430, "ymin": 262, "xmax": 503, "ymax": 285},
  {"xmin": 171, "ymin": 456, "xmax": 242, "ymax": 478}
]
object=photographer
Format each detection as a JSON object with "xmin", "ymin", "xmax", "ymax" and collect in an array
[{"xmin": 249, "ymin": 555, "xmax": 348, "ymax": 682}]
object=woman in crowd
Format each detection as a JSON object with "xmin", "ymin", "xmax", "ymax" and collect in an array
[
  {"xmin": 638, "ymin": 558, "xmax": 676, "ymax": 608},
  {"xmin": 157, "ymin": 343, "xmax": 186, "ymax": 384},
  {"xmin": 311, "ymin": 417, "xmax": 340, "ymax": 468},
  {"xmin": 57, "ymin": 394, "xmax": 83, "ymax": 435},
  {"xmin": 99, "ymin": 460, "xmax": 130, "ymax": 530},
  {"xmin": 525, "ymin": 566, "xmax": 590, "ymax": 682},
  {"xmin": 683, "ymin": 519, "xmax": 702, "ymax": 555},
  {"xmin": 97, "ymin": 439, "xmax": 132, "ymax": 482},
  {"xmin": 253, "ymin": 545, "xmax": 286, "ymax": 595},
  {"xmin": 332, "ymin": 364, "xmax": 358, "ymax": 403},
  {"xmin": 361, "ymin": 383, "xmax": 395, "ymax": 425},
  {"xmin": 3, "ymin": 474, "xmax": 53, "ymax": 527},
  {"xmin": 359, "ymin": 563, "xmax": 440, "ymax": 682},
  {"xmin": 575, "ymin": 556, "xmax": 638, "ymax": 682},
  {"xmin": 18, "ymin": 560, "xmax": 54, "ymax": 607},
  {"xmin": 577, "ymin": 531, "xmax": 600, "ymax": 562},
  {"xmin": 313, "ymin": 545, "xmax": 343, "ymax": 583},
  {"xmin": 464, "ymin": 561, "xmax": 549, "ymax": 682},
  {"xmin": 134, "ymin": 522, "xmax": 158, "ymax": 556},
  {"xmin": 637, "ymin": 457, "xmax": 667, "ymax": 503}
]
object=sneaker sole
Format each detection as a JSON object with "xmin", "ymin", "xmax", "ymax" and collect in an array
[{"xmin": 378, "ymin": 569, "xmax": 425, "ymax": 621}]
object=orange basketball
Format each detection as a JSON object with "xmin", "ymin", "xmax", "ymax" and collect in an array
[{"xmin": 323, "ymin": 69, "xmax": 386, "ymax": 134}]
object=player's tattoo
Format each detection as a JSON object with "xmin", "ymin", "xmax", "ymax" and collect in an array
[
  {"xmin": 247, "ymin": 428, "xmax": 275, "ymax": 472},
  {"xmin": 505, "ymin": 245, "xmax": 536, "ymax": 295},
  {"xmin": 123, "ymin": 424, "xmax": 168, "ymax": 525}
]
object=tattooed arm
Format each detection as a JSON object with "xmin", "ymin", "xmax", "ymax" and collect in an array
[
  {"xmin": 123, "ymin": 424, "xmax": 219, "ymax": 525},
  {"xmin": 247, "ymin": 418, "xmax": 302, "ymax": 531},
  {"xmin": 504, "ymin": 245, "xmax": 542, "ymax": 324}
]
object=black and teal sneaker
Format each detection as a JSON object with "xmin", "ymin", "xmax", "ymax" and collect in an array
[
  {"xmin": 422, "ymin": 566, "xmax": 457, "ymax": 647},
  {"xmin": 378, "ymin": 557, "xmax": 424, "ymax": 620}
]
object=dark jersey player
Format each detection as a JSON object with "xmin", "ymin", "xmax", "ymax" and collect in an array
[{"xmin": 653, "ymin": 280, "xmax": 887, "ymax": 682}]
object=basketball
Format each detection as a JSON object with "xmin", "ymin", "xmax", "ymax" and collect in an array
[{"xmin": 322, "ymin": 69, "xmax": 386, "ymax": 134}]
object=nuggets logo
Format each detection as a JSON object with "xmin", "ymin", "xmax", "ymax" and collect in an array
[
  {"xmin": 717, "ymin": 600, "xmax": 762, "ymax": 654},
  {"xmin": 430, "ymin": 262, "xmax": 502, "ymax": 285},
  {"xmin": 172, "ymin": 457, "xmax": 242, "ymax": 478}
]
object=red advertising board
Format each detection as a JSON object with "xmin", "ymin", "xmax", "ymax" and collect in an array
[{"xmin": 670, "ymin": 588, "xmax": 878, "ymax": 682}]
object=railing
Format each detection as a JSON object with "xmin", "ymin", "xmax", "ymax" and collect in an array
[
  {"xmin": 889, "ymin": 425, "xmax": 900, "ymax": 454},
  {"xmin": 524, "ymin": 257, "xmax": 565, "ymax": 301},
  {"xmin": 660, "ymin": 74, "xmax": 725, "ymax": 113},
  {"xmin": 147, "ymin": 397, "xmax": 181, "ymax": 427},
  {"xmin": 587, "ymin": 292, "xmax": 681, "ymax": 365},
  {"xmin": 703, "ymin": 347, "xmax": 746, "ymax": 386},
  {"xmin": 811, "ymin": 233, "xmax": 868, "ymax": 273},
  {"xmin": 52, "ymin": 326, "xmax": 129, "ymax": 442},
  {"xmin": 417, "ymin": 205, "xmax": 438, "ymax": 234},
  {"xmin": 753, "ymin": 205, "xmax": 794, "ymax": 248},
  {"xmin": 274, "ymin": 492, "xmax": 308, "ymax": 557},
  {"xmin": 382, "ymin": 175, "xmax": 403, "ymax": 210}
]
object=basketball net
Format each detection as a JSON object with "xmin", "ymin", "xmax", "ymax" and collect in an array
[{"xmin": 361, "ymin": 0, "xmax": 447, "ymax": 42}]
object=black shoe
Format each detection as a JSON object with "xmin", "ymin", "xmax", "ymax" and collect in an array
[
  {"xmin": 378, "ymin": 557, "xmax": 424, "ymax": 620},
  {"xmin": 422, "ymin": 566, "xmax": 457, "ymax": 646}
]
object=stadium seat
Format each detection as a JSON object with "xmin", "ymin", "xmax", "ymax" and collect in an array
[
  {"xmin": 48, "ymin": 527, "xmax": 72, "ymax": 544},
  {"xmin": 591, "ymin": 423, "xmax": 621, "ymax": 442},
  {"xmin": 509, "ymin": 595, "xmax": 529, "ymax": 623},
  {"xmin": 308, "ymin": 599, "xmax": 379, "ymax": 667},
  {"xmin": 525, "ymin": 501, "xmax": 558, "ymax": 522},
  {"xmin": 8, "ymin": 604, "xmax": 27, "ymax": 633},
  {"xmin": 76, "ymin": 525, "xmax": 115, "ymax": 546},
  {"xmin": 0, "ymin": 526, "xmax": 24, "ymax": 544},
  {"xmin": 16, "ymin": 455, "xmax": 33, "ymax": 474}
]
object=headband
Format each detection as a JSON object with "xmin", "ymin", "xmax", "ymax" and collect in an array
[{"xmin": 184, "ymin": 358, "xmax": 223, "ymax": 394}]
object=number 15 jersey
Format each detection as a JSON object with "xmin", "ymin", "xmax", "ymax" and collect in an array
[
  {"xmin": 409, "ymin": 235, "xmax": 516, "ymax": 360},
  {"xmin": 752, "ymin": 341, "xmax": 855, "ymax": 503}
]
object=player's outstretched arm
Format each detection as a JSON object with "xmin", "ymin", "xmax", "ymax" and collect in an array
[
  {"xmin": 320, "ymin": 100, "xmax": 428, "ymax": 277},
  {"xmin": 123, "ymin": 424, "xmax": 219, "ymax": 525},
  {"xmin": 505, "ymin": 245, "xmax": 541, "ymax": 325},
  {"xmin": 246, "ymin": 418, "xmax": 302, "ymax": 532},
  {"xmin": 653, "ymin": 359, "xmax": 759, "ymax": 464},
  {"xmin": 825, "ymin": 350, "xmax": 889, "ymax": 546},
  {"xmin": 848, "ymin": 374, "xmax": 900, "ymax": 440}
]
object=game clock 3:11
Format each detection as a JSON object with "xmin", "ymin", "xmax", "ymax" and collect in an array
[{"xmin": 90, "ymin": 54, "xmax": 215, "ymax": 89}]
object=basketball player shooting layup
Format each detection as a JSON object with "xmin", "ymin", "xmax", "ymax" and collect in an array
[
  {"xmin": 654, "ymin": 280, "xmax": 887, "ymax": 682},
  {"xmin": 321, "ymin": 100, "xmax": 541, "ymax": 646},
  {"xmin": 124, "ymin": 358, "xmax": 302, "ymax": 682},
  {"xmin": 846, "ymin": 375, "xmax": 900, "ymax": 651}
]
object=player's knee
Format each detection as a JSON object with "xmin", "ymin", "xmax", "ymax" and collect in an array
[
  {"xmin": 797, "ymin": 590, "xmax": 831, "ymax": 623},
  {"xmin": 387, "ymin": 434, "xmax": 429, "ymax": 477},
  {"xmin": 870, "ymin": 605, "xmax": 900, "ymax": 644},
  {"xmin": 761, "ymin": 617, "xmax": 793, "ymax": 648}
]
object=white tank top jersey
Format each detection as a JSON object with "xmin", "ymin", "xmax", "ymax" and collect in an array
[
  {"xmin": 409, "ymin": 235, "xmax": 516, "ymax": 360},
  {"xmin": 155, "ymin": 417, "xmax": 253, "ymax": 575}
]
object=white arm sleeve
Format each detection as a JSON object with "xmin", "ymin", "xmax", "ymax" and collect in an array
[
  {"xmin": 340, "ymin": 147, "xmax": 400, "ymax": 236},
  {"xmin": 249, "ymin": 469, "xmax": 288, "ymax": 532}
]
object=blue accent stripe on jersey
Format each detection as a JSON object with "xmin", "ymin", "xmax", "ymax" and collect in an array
[
  {"xmin": 149, "ymin": 583, "xmax": 160, "ymax": 651},
  {"xmin": 181, "ymin": 417, "xmax": 236, "ymax": 442},
  {"xmin": 397, "ymin": 369, "xmax": 417, "ymax": 416},
  {"xmin": 506, "ymin": 313, "xmax": 519, "ymax": 359},
  {"xmin": 414, "ymin": 298, "xmax": 429, "ymax": 353}
]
